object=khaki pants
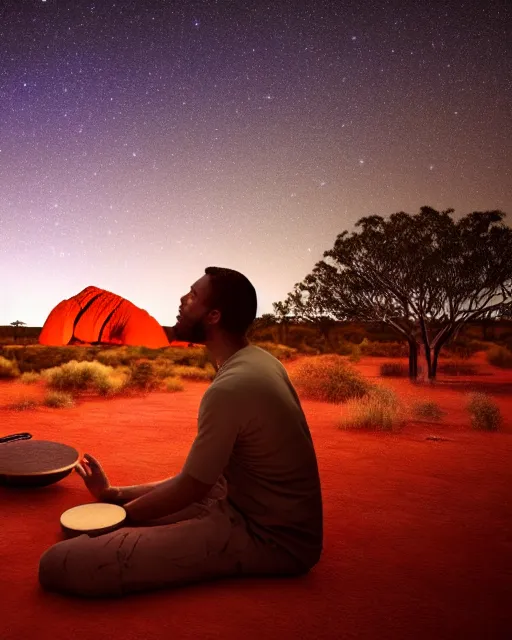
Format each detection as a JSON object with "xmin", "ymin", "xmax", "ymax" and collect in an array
[{"xmin": 38, "ymin": 478, "xmax": 306, "ymax": 598}]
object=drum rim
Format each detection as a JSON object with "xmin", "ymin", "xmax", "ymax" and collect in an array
[{"xmin": 0, "ymin": 440, "xmax": 79, "ymax": 477}]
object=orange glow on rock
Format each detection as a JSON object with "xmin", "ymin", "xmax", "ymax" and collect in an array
[{"xmin": 39, "ymin": 286, "xmax": 170, "ymax": 348}]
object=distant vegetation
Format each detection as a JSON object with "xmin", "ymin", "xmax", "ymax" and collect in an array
[
  {"xmin": 1, "ymin": 317, "xmax": 511, "ymax": 400},
  {"xmin": 1, "ymin": 317, "xmax": 511, "ymax": 360},
  {"xmin": 0, "ymin": 342, "xmax": 300, "ymax": 405},
  {"xmin": 380, "ymin": 362, "xmax": 418, "ymax": 377},
  {"xmin": 0, "ymin": 355, "xmax": 19, "ymax": 379},
  {"xmin": 486, "ymin": 345, "xmax": 512, "ymax": 369},
  {"xmin": 0, "ymin": 332, "xmax": 506, "ymax": 435}
]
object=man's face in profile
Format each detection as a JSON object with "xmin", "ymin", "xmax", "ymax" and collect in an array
[{"xmin": 173, "ymin": 275, "xmax": 215, "ymax": 344}]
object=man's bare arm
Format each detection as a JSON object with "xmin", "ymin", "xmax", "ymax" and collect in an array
[
  {"xmin": 103, "ymin": 479, "xmax": 172, "ymax": 506},
  {"xmin": 122, "ymin": 472, "xmax": 214, "ymax": 524}
]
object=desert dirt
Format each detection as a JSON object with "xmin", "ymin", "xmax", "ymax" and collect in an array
[{"xmin": 0, "ymin": 353, "xmax": 511, "ymax": 639}]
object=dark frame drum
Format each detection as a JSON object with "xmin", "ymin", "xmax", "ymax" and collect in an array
[{"xmin": 0, "ymin": 440, "xmax": 80, "ymax": 488}]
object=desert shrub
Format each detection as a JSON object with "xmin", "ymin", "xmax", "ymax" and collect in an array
[
  {"xmin": 19, "ymin": 371, "xmax": 41, "ymax": 384},
  {"xmin": 248, "ymin": 326, "xmax": 276, "ymax": 343},
  {"xmin": 380, "ymin": 362, "xmax": 409, "ymax": 377},
  {"xmin": 338, "ymin": 387, "xmax": 405, "ymax": 431},
  {"xmin": 254, "ymin": 342, "xmax": 298, "ymax": 361},
  {"xmin": 348, "ymin": 345, "xmax": 362, "ymax": 363},
  {"xmin": 360, "ymin": 339, "xmax": 408, "ymax": 358},
  {"xmin": 0, "ymin": 355, "xmax": 20, "ymax": 379},
  {"xmin": 337, "ymin": 325, "xmax": 367, "ymax": 344},
  {"xmin": 172, "ymin": 364, "xmax": 216, "ymax": 381},
  {"xmin": 317, "ymin": 342, "xmax": 336, "ymax": 355},
  {"xmin": 42, "ymin": 360, "xmax": 116, "ymax": 394},
  {"xmin": 122, "ymin": 346, "xmax": 164, "ymax": 361},
  {"xmin": 152, "ymin": 358, "xmax": 177, "ymax": 379},
  {"xmin": 412, "ymin": 400, "xmax": 445, "ymax": 421},
  {"xmin": 437, "ymin": 361, "xmax": 478, "ymax": 376},
  {"xmin": 486, "ymin": 346, "xmax": 512, "ymax": 369},
  {"xmin": 162, "ymin": 346, "xmax": 209, "ymax": 367},
  {"xmin": 333, "ymin": 339, "xmax": 353, "ymax": 356},
  {"xmin": 95, "ymin": 370, "xmax": 130, "ymax": 396},
  {"xmin": 297, "ymin": 342, "xmax": 318, "ymax": 356},
  {"xmin": 467, "ymin": 339, "xmax": 493, "ymax": 352},
  {"xmin": 44, "ymin": 391, "xmax": 75, "ymax": 408},
  {"xmin": 291, "ymin": 355, "xmax": 372, "ymax": 404},
  {"xmin": 466, "ymin": 393, "xmax": 502, "ymax": 431},
  {"xmin": 501, "ymin": 337, "xmax": 512, "ymax": 352},
  {"xmin": 445, "ymin": 338, "xmax": 489, "ymax": 359},
  {"xmin": 163, "ymin": 376, "xmax": 185, "ymax": 392},
  {"xmin": 7, "ymin": 396, "xmax": 38, "ymax": 411},
  {"xmin": 95, "ymin": 348, "xmax": 132, "ymax": 367},
  {"xmin": 127, "ymin": 360, "xmax": 160, "ymax": 391}
]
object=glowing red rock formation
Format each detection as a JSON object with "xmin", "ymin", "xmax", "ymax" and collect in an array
[{"xmin": 39, "ymin": 286, "xmax": 170, "ymax": 348}]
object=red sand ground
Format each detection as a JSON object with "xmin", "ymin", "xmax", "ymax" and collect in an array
[{"xmin": 1, "ymin": 355, "xmax": 511, "ymax": 640}]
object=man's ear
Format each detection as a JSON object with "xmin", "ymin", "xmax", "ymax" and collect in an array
[{"xmin": 207, "ymin": 309, "xmax": 221, "ymax": 326}]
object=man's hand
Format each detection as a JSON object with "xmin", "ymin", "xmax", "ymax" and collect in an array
[{"xmin": 74, "ymin": 453, "xmax": 113, "ymax": 502}]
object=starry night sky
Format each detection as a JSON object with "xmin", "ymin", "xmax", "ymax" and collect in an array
[{"xmin": 1, "ymin": 0, "xmax": 510, "ymax": 327}]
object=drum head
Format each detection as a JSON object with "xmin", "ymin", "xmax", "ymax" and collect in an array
[
  {"xmin": 0, "ymin": 440, "xmax": 79, "ymax": 488},
  {"xmin": 60, "ymin": 503, "xmax": 127, "ymax": 538}
]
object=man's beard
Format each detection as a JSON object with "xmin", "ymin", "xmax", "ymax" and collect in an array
[{"xmin": 173, "ymin": 312, "xmax": 209, "ymax": 344}]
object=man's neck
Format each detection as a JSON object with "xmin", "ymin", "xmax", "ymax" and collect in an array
[{"xmin": 206, "ymin": 335, "xmax": 249, "ymax": 370}]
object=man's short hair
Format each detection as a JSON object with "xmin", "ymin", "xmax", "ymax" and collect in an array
[{"xmin": 204, "ymin": 267, "xmax": 257, "ymax": 335}]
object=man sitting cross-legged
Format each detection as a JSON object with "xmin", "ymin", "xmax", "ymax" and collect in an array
[{"xmin": 38, "ymin": 267, "xmax": 323, "ymax": 597}]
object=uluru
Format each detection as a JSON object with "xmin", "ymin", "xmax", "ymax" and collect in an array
[{"xmin": 39, "ymin": 286, "xmax": 170, "ymax": 348}]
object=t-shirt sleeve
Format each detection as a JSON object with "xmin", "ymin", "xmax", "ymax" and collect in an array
[{"xmin": 181, "ymin": 386, "xmax": 241, "ymax": 485}]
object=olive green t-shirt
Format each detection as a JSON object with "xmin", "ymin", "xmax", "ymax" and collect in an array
[{"xmin": 182, "ymin": 345, "xmax": 323, "ymax": 569}]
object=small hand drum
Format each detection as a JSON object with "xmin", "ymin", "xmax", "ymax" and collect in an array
[
  {"xmin": 0, "ymin": 439, "xmax": 79, "ymax": 488},
  {"xmin": 60, "ymin": 503, "xmax": 127, "ymax": 538}
]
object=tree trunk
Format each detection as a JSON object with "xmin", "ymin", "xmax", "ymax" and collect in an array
[
  {"xmin": 432, "ymin": 346, "xmax": 441, "ymax": 378},
  {"xmin": 425, "ymin": 343, "xmax": 435, "ymax": 378},
  {"xmin": 429, "ymin": 323, "xmax": 460, "ymax": 380},
  {"xmin": 408, "ymin": 340, "xmax": 418, "ymax": 379},
  {"xmin": 418, "ymin": 318, "xmax": 436, "ymax": 379}
]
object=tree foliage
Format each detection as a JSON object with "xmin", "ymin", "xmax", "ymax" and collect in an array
[{"xmin": 274, "ymin": 207, "xmax": 512, "ymax": 378}]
